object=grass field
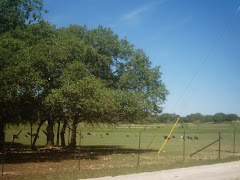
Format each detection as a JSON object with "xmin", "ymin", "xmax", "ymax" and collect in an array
[{"xmin": 1, "ymin": 122, "xmax": 240, "ymax": 180}]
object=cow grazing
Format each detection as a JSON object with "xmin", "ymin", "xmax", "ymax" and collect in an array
[
  {"xmin": 106, "ymin": 132, "xmax": 109, "ymax": 135},
  {"xmin": 87, "ymin": 132, "xmax": 91, "ymax": 135},
  {"xmin": 187, "ymin": 136, "xmax": 193, "ymax": 141},
  {"xmin": 163, "ymin": 136, "xmax": 170, "ymax": 140},
  {"xmin": 194, "ymin": 137, "xmax": 199, "ymax": 140},
  {"xmin": 180, "ymin": 136, "xmax": 185, "ymax": 140},
  {"xmin": 172, "ymin": 136, "xmax": 176, "ymax": 139}
]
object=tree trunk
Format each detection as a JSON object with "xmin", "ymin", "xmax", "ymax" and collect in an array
[
  {"xmin": 46, "ymin": 112, "xmax": 54, "ymax": 148},
  {"xmin": 68, "ymin": 126, "xmax": 71, "ymax": 145},
  {"xmin": 60, "ymin": 119, "xmax": 67, "ymax": 147},
  {"xmin": 0, "ymin": 121, "xmax": 5, "ymax": 149},
  {"xmin": 32, "ymin": 120, "xmax": 45, "ymax": 150},
  {"xmin": 56, "ymin": 120, "xmax": 60, "ymax": 147},
  {"xmin": 69, "ymin": 119, "xmax": 78, "ymax": 150}
]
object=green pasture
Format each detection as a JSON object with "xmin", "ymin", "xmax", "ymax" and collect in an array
[
  {"xmin": 5, "ymin": 123, "xmax": 239, "ymax": 153},
  {"xmin": 3, "ymin": 123, "xmax": 240, "ymax": 179}
]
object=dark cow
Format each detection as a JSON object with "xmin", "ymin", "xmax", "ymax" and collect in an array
[
  {"xmin": 194, "ymin": 137, "xmax": 199, "ymax": 140},
  {"xmin": 187, "ymin": 136, "xmax": 193, "ymax": 140},
  {"xmin": 163, "ymin": 136, "xmax": 170, "ymax": 140}
]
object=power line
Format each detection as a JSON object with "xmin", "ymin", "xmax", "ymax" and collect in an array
[{"xmin": 169, "ymin": 5, "xmax": 240, "ymax": 116}]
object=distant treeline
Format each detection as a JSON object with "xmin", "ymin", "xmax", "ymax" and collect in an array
[{"xmin": 152, "ymin": 113, "xmax": 240, "ymax": 123}]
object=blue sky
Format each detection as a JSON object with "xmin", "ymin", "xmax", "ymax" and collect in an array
[{"xmin": 43, "ymin": 0, "xmax": 240, "ymax": 117}]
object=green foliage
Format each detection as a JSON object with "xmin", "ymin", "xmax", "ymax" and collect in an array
[
  {"xmin": 0, "ymin": 24, "xmax": 58, "ymax": 102},
  {"xmin": 46, "ymin": 62, "xmax": 118, "ymax": 124},
  {"xmin": 182, "ymin": 113, "xmax": 204, "ymax": 123},
  {"xmin": 2, "ymin": 21, "xmax": 168, "ymax": 124},
  {"xmin": 213, "ymin": 113, "xmax": 226, "ymax": 123},
  {"xmin": 153, "ymin": 113, "xmax": 240, "ymax": 124},
  {"xmin": 0, "ymin": 0, "xmax": 47, "ymax": 34},
  {"xmin": 155, "ymin": 113, "xmax": 180, "ymax": 123}
]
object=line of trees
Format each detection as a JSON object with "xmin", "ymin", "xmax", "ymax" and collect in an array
[
  {"xmin": 154, "ymin": 113, "xmax": 240, "ymax": 124},
  {"xmin": 0, "ymin": 0, "xmax": 169, "ymax": 149}
]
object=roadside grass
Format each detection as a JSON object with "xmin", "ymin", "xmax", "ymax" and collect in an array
[{"xmin": 2, "ymin": 123, "xmax": 240, "ymax": 180}]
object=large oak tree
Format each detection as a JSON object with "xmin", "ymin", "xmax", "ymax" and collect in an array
[{"xmin": 0, "ymin": 0, "xmax": 169, "ymax": 149}]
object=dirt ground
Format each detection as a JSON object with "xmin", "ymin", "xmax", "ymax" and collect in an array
[{"xmin": 83, "ymin": 161, "xmax": 240, "ymax": 180}]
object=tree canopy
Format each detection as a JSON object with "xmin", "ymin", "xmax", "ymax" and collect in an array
[{"xmin": 0, "ymin": 0, "xmax": 47, "ymax": 33}]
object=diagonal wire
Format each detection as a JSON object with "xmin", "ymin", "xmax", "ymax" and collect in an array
[{"xmin": 169, "ymin": 5, "xmax": 240, "ymax": 115}]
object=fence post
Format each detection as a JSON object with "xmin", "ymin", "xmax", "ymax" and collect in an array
[
  {"xmin": 233, "ymin": 131, "xmax": 235, "ymax": 153},
  {"xmin": 183, "ymin": 129, "xmax": 185, "ymax": 161},
  {"xmin": 78, "ymin": 131, "xmax": 81, "ymax": 171},
  {"xmin": 137, "ymin": 131, "xmax": 141, "ymax": 166},
  {"xmin": 219, "ymin": 132, "xmax": 221, "ymax": 159}
]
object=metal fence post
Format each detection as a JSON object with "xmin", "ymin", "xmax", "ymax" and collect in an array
[
  {"xmin": 137, "ymin": 131, "xmax": 141, "ymax": 166},
  {"xmin": 219, "ymin": 132, "xmax": 221, "ymax": 159},
  {"xmin": 78, "ymin": 131, "xmax": 81, "ymax": 171},
  {"xmin": 183, "ymin": 129, "xmax": 185, "ymax": 161},
  {"xmin": 233, "ymin": 131, "xmax": 236, "ymax": 153}
]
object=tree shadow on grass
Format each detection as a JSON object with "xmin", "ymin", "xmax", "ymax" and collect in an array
[{"xmin": 1, "ymin": 142, "xmax": 157, "ymax": 164}]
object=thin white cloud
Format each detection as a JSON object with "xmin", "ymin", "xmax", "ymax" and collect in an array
[
  {"xmin": 122, "ymin": 0, "xmax": 168, "ymax": 21},
  {"xmin": 110, "ymin": 0, "xmax": 168, "ymax": 29},
  {"xmin": 122, "ymin": 5, "xmax": 150, "ymax": 20}
]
